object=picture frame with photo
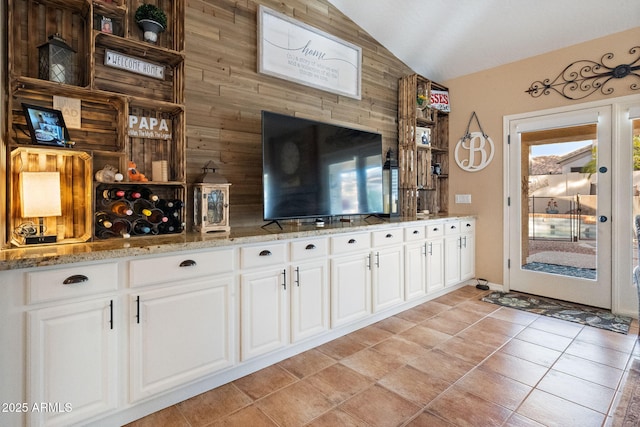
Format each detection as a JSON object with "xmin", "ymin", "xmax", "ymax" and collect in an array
[
  {"xmin": 22, "ymin": 104, "xmax": 71, "ymax": 147},
  {"xmin": 415, "ymin": 126, "xmax": 431, "ymax": 147}
]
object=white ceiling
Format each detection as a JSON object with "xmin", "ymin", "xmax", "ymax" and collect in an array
[{"xmin": 326, "ymin": 0, "xmax": 640, "ymax": 83}]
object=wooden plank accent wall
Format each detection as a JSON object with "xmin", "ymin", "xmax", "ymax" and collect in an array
[{"xmin": 184, "ymin": 0, "xmax": 413, "ymax": 227}]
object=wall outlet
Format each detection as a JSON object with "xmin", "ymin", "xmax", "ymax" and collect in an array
[{"xmin": 455, "ymin": 194, "xmax": 472, "ymax": 204}]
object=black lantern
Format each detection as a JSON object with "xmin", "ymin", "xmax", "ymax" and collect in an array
[
  {"xmin": 382, "ymin": 149, "xmax": 399, "ymax": 217},
  {"xmin": 38, "ymin": 34, "xmax": 76, "ymax": 85},
  {"xmin": 193, "ymin": 161, "xmax": 231, "ymax": 233}
]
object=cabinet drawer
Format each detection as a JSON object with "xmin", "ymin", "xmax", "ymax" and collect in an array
[
  {"xmin": 426, "ymin": 222, "xmax": 444, "ymax": 238},
  {"xmin": 27, "ymin": 262, "xmax": 118, "ymax": 304},
  {"xmin": 330, "ymin": 232, "xmax": 370, "ymax": 254},
  {"xmin": 461, "ymin": 219, "xmax": 475, "ymax": 234},
  {"xmin": 130, "ymin": 249, "xmax": 235, "ymax": 288},
  {"xmin": 372, "ymin": 229, "xmax": 403, "ymax": 247},
  {"xmin": 291, "ymin": 238, "xmax": 328, "ymax": 262},
  {"xmin": 404, "ymin": 226, "xmax": 425, "ymax": 242},
  {"xmin": 241, "ymin": 242, "xmax": 287, "ymax": 269},
  {"xmin": 444, "ymin": 221, "xmax": 461, "ymax": 235}
]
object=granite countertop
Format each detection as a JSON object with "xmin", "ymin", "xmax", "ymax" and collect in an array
[{"xmin": 0, "ymin": 214, "xmax": 473, "ymax": 271}]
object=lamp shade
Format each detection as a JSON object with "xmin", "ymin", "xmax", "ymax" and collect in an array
[{"xmin": 20, "ymin": 172, "xmax": 62, "ymax": 218}]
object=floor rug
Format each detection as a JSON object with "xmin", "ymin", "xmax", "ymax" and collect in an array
[{"xmin": 482, "ymin": 291, "xmax": 632, "ymax": 334}]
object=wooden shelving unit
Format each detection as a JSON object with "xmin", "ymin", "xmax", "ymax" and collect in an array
[
  {"xmin": 6, "ymin": 0, "xmax": 185, "ymax": 245},
  {"xmin": 398, "ymin": 74, "xmax": 449, "ymax": 217}
]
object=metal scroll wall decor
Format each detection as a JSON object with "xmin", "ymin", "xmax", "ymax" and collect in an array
[{"xmin": 525, "ymin": 46, "xmax": 640, "ymax": 100}]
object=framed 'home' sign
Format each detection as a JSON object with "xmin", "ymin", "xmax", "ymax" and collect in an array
[{"xmin": 257, "ymin": 5, "xmax": 362, "ymax": 100}]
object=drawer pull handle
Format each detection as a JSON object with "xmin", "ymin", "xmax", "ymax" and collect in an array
[
  {"xmin": 466, "ymin": 223, "xmax": 472, "ymax": 227},
  {"xmin": 413, "ymin": 230, "xmax": 420, "ymax": 235},
  {"xmin": 348, "ymin": 239, "xmax": 357, "ymax": 244},
  {"xmin": 385, "ymin": 233, "xmax": 393, "ymax": 238},
  {"xmin": 63, "ymin": 274, "xmax": 88, "ymax": 285},
  {"xmin": 433, "ymin": 227, "xmax": 439, "ymax": 231},
  {"xmin": 179, "ymin": 259, "xmax": 197, "ymax": 267},
  {"xmin": 259, "ymin": 250, "xmax": 272, "ymax": 256},
  {"xmin": 305, "ymin": 244, "xmax": 316, "ymax": 250},
  {"xmin": 450, "ymin": 225, "xmax": 457, "ymax": 229}
]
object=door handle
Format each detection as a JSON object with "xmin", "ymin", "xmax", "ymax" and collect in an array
[
  {"xmin": 599, "ymin": 215, "xmax": 608, "ymax": 223},
  {"xmin": 599, "ymin": 166, "xmax": 608, "ymax": 173}
]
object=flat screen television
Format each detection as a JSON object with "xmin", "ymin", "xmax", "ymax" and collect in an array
[{"xmin": 262, "ymin": 111, "xmax": 383, "ymax": 221}]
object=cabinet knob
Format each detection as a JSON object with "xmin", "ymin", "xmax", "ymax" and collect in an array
[
  {"xmin": 63, "ymin": 274, "xmax": 89, "ymax": 285},
  {"xmin": 450, "ymin": 225, "xmax": 456, "ymax": 229},
  {"xmin": 413, "ymin": 230, "xmax": 420, "ymax": 235},
  {"xmin": 259, "ymin": 250, "xmax": 272, "ymax": 256},
  {"xmin": 466, "ymin": 223, "xmax": 472, "ymax": 228},
  {"xmin": 348, "ymin": 238, "xmax": 357, "ymax": 244},
  {"xmin": 385, "ymin": 233, "xmax": 393, "ymax": 238},
  {"xmin": 305, "ymin": 244, "xmax": 316, "ymax": 250},
  {"xmin": 179, "ymin": 259, "xmax": 197, "ymax": 267}
]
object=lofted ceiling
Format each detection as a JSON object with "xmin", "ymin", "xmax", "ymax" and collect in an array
[{"xmin": 326, "ymin": 0, "xmax": 640, "ymax": 83}]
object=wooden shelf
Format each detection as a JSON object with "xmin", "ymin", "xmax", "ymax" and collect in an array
[
  {"xmin": 7, "ymin": 0, "xmax": 186, "ymax": 245},
  {"xmin": 398, "ymin": 74, "xmax": 449, "ymax": 217}
]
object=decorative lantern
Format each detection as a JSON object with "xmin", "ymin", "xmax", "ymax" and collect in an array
[
  {"xmin": 193, "ymin": 161, "xmax": 231, "ymax": 233},
  {"xmin": 382, "ymin": 149, "xmax": 399, "ymax": 217},
  {"xmin": 38, "ymin": 34, "xmax": 76, "ymax": 85}
]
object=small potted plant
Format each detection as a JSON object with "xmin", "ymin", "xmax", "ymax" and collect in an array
[{"xmin": 135, "ymin": 3, "xmax": 167, "ymax": 44}]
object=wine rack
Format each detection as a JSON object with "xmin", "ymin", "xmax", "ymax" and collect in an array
[{"xmin": 94, "ymin": 184, "xmax": 184, "ymax": 239}]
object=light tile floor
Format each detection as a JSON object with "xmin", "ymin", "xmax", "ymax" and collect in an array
[{"xmin": 124, "ymin": 286, "xmax": 640, "ymax": 427}]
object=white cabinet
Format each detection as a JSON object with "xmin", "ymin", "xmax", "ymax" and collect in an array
[
  {"xmin": 26, "ymin": 263, "xmax": 118, "ymax": 427},
  {"xmin": 426, "ymin": 222, "xmax": 445, "ymax": 293},
  {"xmin": 290, "ymin": 239, "xmax": 329, "ymax": 343},
  {"xmin": 129, "ymin": 249, "xmax": 236, "ymax": 401},
  {"xmin": 371, "ymin": 229, "xmax": 404, "ymax": 311},
  {"xmin": 460, "ymin": 219, "xmax": 476, "ymax": 281},
  {"xmin": 240, "ymin": 242, "xmax": 289, "ymax": 361},
  {"xmin": 404, "ymin": 225, "xmax": 427, "ymax": 300},
  {"xmin": 444, "ymin": 219, "xmax": 476, "ymax": 286},
  {"xmin": 130, "ymin": 277, "xmax": 235, "ymax": 401},
  {"xmin": 330, "ymin": 232, "xmax": 371, "ymax": 327}
]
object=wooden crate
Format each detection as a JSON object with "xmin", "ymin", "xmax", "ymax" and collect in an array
[{"xmin": 9, "ymin": 147, "xmax": 92, "ymax": 246}]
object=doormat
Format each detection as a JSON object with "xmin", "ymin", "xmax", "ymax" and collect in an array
[{"xmin": 481, "ymin": 291, "xmax": 632, "ymax": 334}]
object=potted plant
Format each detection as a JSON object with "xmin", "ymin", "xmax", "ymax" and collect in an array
[{"xmin": 135, "ymin": 3, "xmax": 167, "ymax": 44}]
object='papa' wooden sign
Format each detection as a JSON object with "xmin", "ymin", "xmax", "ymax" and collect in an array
[{"xmin": 128, "ymin": 115, "xmax": 172, "ymax": 140}]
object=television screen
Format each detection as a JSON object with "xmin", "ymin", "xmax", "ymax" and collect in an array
[{"xmin": 262, "ymin": 111, "xmax": 383, "ymax": 220}]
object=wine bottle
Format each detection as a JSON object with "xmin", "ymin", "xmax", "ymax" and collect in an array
[
  {"xmin": 132, "ymin": 199, "xmax": 154, "ymax": 216},
  {"xmin": 126, "ymin": 189, "xmax": 142, "ymax": 200},
  {"xmin": 110, "ymin": 219, "xmax": 132, "ymax": 238},
  {"xmin": 140, "ymin": 188, "xmax": 160, "ymax": 203},
  {"xmin": 95, "ymin": 211, "xmax": 113, "ymax": 229},
  {"xmin": 147, "ymin": 208, "xmax": 168, "ymax": 224},
  {"xmin": 132, "ymin": 219, "xmax": 152, "ymax": 235},
  {"xmin": 111, "ymin": 200, "xmax": 133, "ymax": 216},
  {"xmin": 102, "ymin": 188, "xmax": 125, "ymax": 200}
]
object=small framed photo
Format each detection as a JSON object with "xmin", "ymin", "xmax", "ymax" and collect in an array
[
  {"xmin": 415, "ymin": 126, "xmax": 431, "ymax": 146},
  {"xmin": 22, "ymin": 104, "xmax": 70, "ymax": 147},
  {"xmin": 101, "ymin": 17, "xmax": 113, "ymax": 34}
]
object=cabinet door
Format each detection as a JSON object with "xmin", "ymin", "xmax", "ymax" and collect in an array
[
  {"xmin": 372, "ymin": 246, "xmax": 405, "ymax": 312},
  {"xmin": 461, "ymin": 233, "xmax": 476, "ymax": 281},
  {"xmin": 28, "ymin": 297, "xmax": 117, "ymax": 427},
  {"xmin": 291, "ymin": 260, "xmax": 329, "ymax": 343},
  {"xmin": 130, "ymin": 276, "xmax": 235, "ymax": 401},
  {"xmin": 405, "ymin": 241, "xmax": 426, "ymax": 300},
  {"xmin": 444, "ymin": 235, "xmax": 462, "ymax": 287},
  {"xmin": 240, "ymin": 267, "xmax": 288, "ymax": 361},
  {"xmin": 330, "ymin": 254, "xmax": 371, "ymax": 327},
  {"xmin": 426, "ymin": 238, "xmax": 445, "ymax": 293}
]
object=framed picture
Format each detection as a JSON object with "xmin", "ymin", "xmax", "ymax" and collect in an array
[
  {"xmin": 22, "ymin": 104, "xmax": 70, "ymax": 147},
  {"xmin": 101, "ymin": 17, "xmax": 113, "ymax": 34},
  {"xmin": 257, "ymin": 5, "xmax": 362, "ymax": 100},
  {"xmin": 415, "ymin": 126, "xmax": 431, "ymax": 146}
]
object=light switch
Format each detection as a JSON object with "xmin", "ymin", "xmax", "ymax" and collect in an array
[{"xmin": 455, "ymin": 194, "xmax": 472, "ymax": 204}]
